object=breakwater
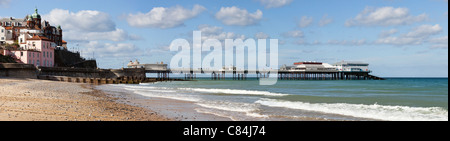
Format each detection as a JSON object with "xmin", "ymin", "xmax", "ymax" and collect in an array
[
  {"xmin": 1, "ymin": 63, "xmax": 181, "ymax": 84},
  {"xmin": 0, "ymin": 63, "xmax": 37, "ymax": 79}
]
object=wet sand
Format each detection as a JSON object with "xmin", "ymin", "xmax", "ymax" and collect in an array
[
  {"xmin": 98, "ymin": 84, "xmax": 232, "ymax": 121},
  {"xmin": 0, "ymin": 78, "xmax": 170, "ymax": 121}
]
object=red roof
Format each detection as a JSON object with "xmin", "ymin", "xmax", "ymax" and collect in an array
[{"xmin": 28, "ymin": 35, "xmax": 51, "ymax": 41}]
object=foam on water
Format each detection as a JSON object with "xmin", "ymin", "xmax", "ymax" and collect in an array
[
  {"xmin": 195, "ymin": 108, "xmax": 239, "ymax": 121},
  {"xmin": 178, "ymin": 88, "xmax": 288, "ymax": 96},
  {"xmin": 124, "ymin": 88, "xmax": 177, "ymax": 93},
  {"xmin": 255, "ymin": 98, "xmax": 448, "ymax": 121},
  {"xmin": 196, "ymin": 102, "xmax": 257, "ymax": 112},
  {"xmin": 195, "ymin": 101, "xmax": 269, "ymax": 119},
  {"xmin": 132, "ymin": 90, "xmax": 201, "ymax": 102}
]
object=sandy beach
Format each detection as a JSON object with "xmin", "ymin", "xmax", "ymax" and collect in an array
[{"xmin": 0, "ymin": 78, "xmax": 171, "ymax": 121}]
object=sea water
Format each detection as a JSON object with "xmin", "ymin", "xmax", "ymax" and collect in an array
[{"xmin": 100, "ymin": 78, "xmax": 448, "ymax": 121}]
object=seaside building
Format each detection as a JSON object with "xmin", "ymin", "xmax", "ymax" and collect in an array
[
  {"xmin": 0, "ymin": 8, "xmax": 63, "ymax": 67},
  {"xmin": 281, "ymin": 61, "xmax": 337, "ymax": 72},
  {"xmin": 221, "ymin": 65, "xmax": 237, "ymax": 71},
  {"xmin": 0, "ymin": 26, "xmax": 6, "ymax": 44},
  {"xmin": 127, "ymin": 60, "xmax": 168, "ymax": 70},
  {"xmin": 280, "ymin": 61, "xmax": 371, "ymax": 73},
  {"xmin": 333, "ymin": 61, "xmax": 370, "ymax": 72}
]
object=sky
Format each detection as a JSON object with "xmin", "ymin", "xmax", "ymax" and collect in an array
[{"xmin": 0, "ymin": 0, "xmax": 448, "ymax": 77}]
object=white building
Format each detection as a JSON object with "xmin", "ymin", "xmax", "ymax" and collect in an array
[
  {"xmin": 0, "ymin": 17, "xmax": 27, "ymax": 44},
  {"xmin": 281, "ymin": 61, "xmax": 337, "ymax": 72},
  {"xmin": 0, "ymin": 26, "xmax": 5, "ymax": 44},
  {"xmin": 333, "ymin": 61, "xmax": 370, "ymax": 72}
]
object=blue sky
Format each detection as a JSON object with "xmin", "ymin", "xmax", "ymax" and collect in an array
[{"xmin": 1, "ymin": 0, "xmax": 448, "ymax": 77}]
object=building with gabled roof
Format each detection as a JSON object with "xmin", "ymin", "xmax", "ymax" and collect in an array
[{"xmin": 1, "ymin": 8, "xmax": 62, "ymax": 67}]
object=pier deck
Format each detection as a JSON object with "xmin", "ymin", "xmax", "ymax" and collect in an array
[{"xmin": 146, "ymin": 68, "xmax": 384, "ymax": 80}]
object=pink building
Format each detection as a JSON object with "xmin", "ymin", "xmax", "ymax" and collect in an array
[{"xmin": 3, "ymin": 35, "xmax": 55, "ymax": 67}]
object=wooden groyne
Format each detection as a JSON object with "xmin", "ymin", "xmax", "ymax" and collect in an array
[{"xmin": 37, "ymin": 75, "xmax": 186, "ymax": 84}]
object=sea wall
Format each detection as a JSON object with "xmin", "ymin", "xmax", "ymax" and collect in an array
[
  {"xmin": 38, "ymin": 67, "xmax": 116, "ymax": 78},
  {"xmin": 38, "ymin": 67, "xmax": 146, "ymax": 79},
  {"xmin": 0, "ymin": 63, "xmax": 37, "ymax": 79},
  {"xmin": 1, "ymin": 63, "xmax": 147, "ymax": 80}
]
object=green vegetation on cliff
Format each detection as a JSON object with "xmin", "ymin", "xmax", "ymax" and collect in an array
[{"xmin": 0, "ymin": 54, "xmax": 16, "ymax": 63}]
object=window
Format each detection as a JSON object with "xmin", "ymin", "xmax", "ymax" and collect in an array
[
  {"xmin": 36, "ymin": 60, "xmax": 40, "ymax": 66},
  {"xmin": 21, "ymin": 52, "xmax": 23, "ymax": 56}
]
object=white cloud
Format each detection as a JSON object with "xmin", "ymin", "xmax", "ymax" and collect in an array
[
  {"xmin": 295, "ymin": 39, "xmax": 367, "ymax": 46},
  {"xmin": 375, "ymin": 24, "xmax": 443, "ymax": 46},
  {"xmin": 126, "ymin": 5, "xmax": 206, "ymax": 29},
  {"xmin": 255, "ymin": 32, "xmax": 270, "ymax": 39},
  {"xmin": 82, "ymin": 41, "xmax": 144, "ymax": 58},
  {"xmin": 346, "ymin": 7, "xmax": 428, "ymax": 26},
  {"xmin": 44, "ymin": 9, "xmax": 139, "ymax": 42},
  {"xmin": 429, "ymin": 36, "xmax": 448, "ymax": 44},
  {"xmin": 318, "ymin": 14, "xmax": 333, "ymax": 26},
  {"xmin": 327, "ymin": 39, "xmax": 367, "ymax": 46},
  {"xmin": 281, "ymin": 30, "xmax": 304, "ymax": 38},
  {"xmin": 295, "ymin": 39, "xmax": 307, "ymax": 45},
  {"xmin": 376, "ymin": 36, "xmax": 421, "ymax": 45},
  {"xmin": 197, "ymin": 24, "xmax": 246, "ymax": 41},
  {"xmin": 428, "ymin": 36, "xmax": 448, "ymax": 49},
  {"xmin": 215, "ymin": 6, "xmax": 263, "ymax": 26},
  {"xmin": 298, "ymin": 16, "xmax": 313, "ymax": 28},
  {"xmin": 257, "ymin": 0, "xmax": 293, "ymax": 8},
  {"xmin": 0, "ymin": 0, "xmax": 10, "ymax": 7},
  {"xmin": 379, "ymin": 29, "xmax": 398, "ymax": 38},
  {"xmin": 404, "ymin": 24, "xmax": 442, "ymax": 38},
  {"xmin": 64, "ymin": 29, "xmax": 140, "ymax": 42},
  {"xmin": 44, "ymin": 9, "xmax": 116, "ymax": 32}
]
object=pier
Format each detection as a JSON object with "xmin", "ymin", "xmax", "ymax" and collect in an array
[
  {"xmin": 144, "ymin": 69, "xmax": 384, "ymax": 80},
  {"xmin": 131, "ymin": 61, "xmax": 385, "ymax": 81}
]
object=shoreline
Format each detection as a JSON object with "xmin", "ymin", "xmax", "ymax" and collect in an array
[
  {"xmin": 0, "ymin": 78, "xmax": 171, "ymax": 121},
  {"xmin": 96, "ymin": 84, "xmax": 232, "ymax": 121}
]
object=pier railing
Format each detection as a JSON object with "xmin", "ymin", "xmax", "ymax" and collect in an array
[{"xmin": 148, "ymin": 68, "xmax": 384, "ymax": 80}]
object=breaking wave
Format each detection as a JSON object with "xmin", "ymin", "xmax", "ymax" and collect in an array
[
  {"xmin": 255, "ymin": 98, "xmax": 448, "ymax": 121},
  {"xmin": 178, "ymin": 88, "xmax": 288, "ymax": 96}
]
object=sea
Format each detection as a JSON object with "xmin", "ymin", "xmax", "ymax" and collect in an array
[{"xmin": 98, "ymin": 78, "xmax": 448, "ymax": 121}]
